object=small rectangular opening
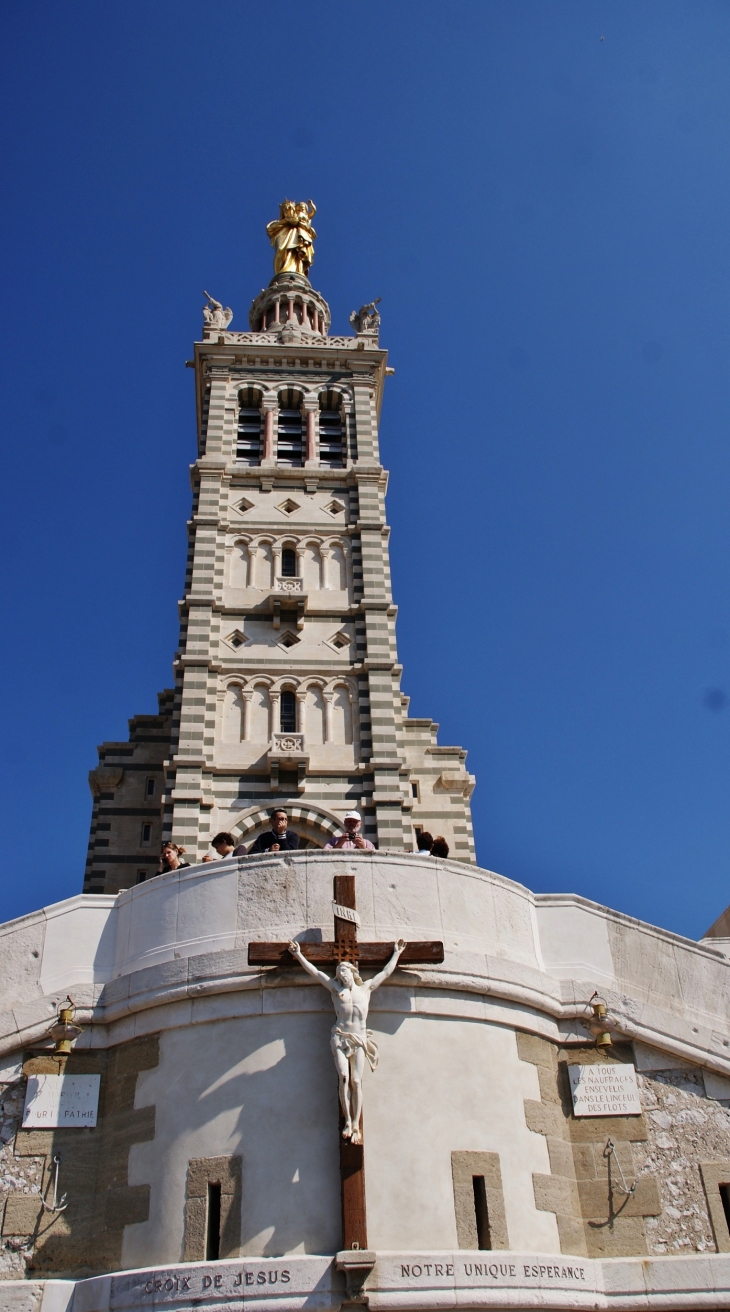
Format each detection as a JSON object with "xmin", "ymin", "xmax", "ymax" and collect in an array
[
  {"xmin": 411, "ymin": 782, "xmax": 419, "ymax": 799},
  {"xmin": 141, "ymin": 823, "xmax": 152, "ymax": 845},
  {"xmin": 472, "ymin": 1176, "xmax": 491, "ymax": 1250},
  {"xmin": 146, "ymin": 777, "xmax": 155, "ymax": 797},
  {"xmin": 136, "ymin": 870, "xmax": 147, "ymax": 884},
  {"xmin": 719, "ymin": 1183, "xmax": 730, "ymax": 1233},
  {"xmin": 206, "ymin": 1181, "xmax": 221, "ymax": 1260}
]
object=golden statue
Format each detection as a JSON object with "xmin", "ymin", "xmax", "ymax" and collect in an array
[{"xmin": 266, "ymin": 200, "xmax": 317, "ymax": 277}]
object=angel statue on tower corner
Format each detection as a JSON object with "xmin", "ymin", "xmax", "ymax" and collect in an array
[
  {"xmin": 202, "ymin": 291, "xmax": 233, "ymax": 331},
  {"xmin": 266, "ymin": 200, "xmax": 317, "ymax": 278}
]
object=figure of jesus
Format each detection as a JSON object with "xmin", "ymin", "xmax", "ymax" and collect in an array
[{"xmin": 288, "ymin": 938, "xmax": 406, "ymax": 1144}]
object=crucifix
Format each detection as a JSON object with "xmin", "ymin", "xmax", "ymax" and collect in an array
[{"xmin": 248, "ymin": 874, "xmax": 444, "ymax": 1250}]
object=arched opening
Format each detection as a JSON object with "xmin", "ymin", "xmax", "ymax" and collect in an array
[
  {"xmin": 240, "ymin": 821, "xmax": 322, "ymax": 851},
  {"xmin": 280, "ymin": 689, "xmax": 297, "ymax": 732},
  {"xmin": 328, "ymin": 542, "xmax": 347, "ymax": 591},
  {"xmin": 229, "ymin": 541, "xmax": 249, "ymax": 588},
  {"xmin": 281, "ymin": 547, "xmax": 297, "ymax": 577},
  {"xmin": 230, "ymin": 804, "xmax": 343, "ymax": 852},
  {"xmin": 301, "ymin": 542, "xmax": 322, "ymax": 589},
  {"xmin": 277, "ymin": 390, "xmax": 304, "ymax": 467},
  {"xmin": 254, "ymin": 542, "xmax": 274, "ymax": 590},
  {"xmin": 330, "ymin": 685, "xmax": 354, "ymax": 745},
  {"xmin": 222, "ymin": 686, "xmax": 244, "ymax": 743},
  {"xmin": 237, "ymin": 387, "xmax": 263, "ymax": 465},
  {"xmin": 249, "ymin": 686, "xmax": 271, "ymax": 743},
  {"xmin": 319, "ymin": 391, "xmax": 345, "ymax": 467},
  {"xmin": 304, "ymin": 685, "xmax": 325, "ymax": 744}
]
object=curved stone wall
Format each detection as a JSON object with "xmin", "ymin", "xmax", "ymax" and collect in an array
[{"xmin": 1, "ymin": 854, "xmax": 728, "ymax": 1074}]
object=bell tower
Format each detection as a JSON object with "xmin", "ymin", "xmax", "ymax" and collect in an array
[{"xmin": 83, "ymin": 205, "xmax": 475, "ymax": 889}]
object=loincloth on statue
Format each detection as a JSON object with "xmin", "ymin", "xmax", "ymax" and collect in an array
[{"xmin": 331, "ymin": 1025, "xmax": 379, "ymax": 1072}]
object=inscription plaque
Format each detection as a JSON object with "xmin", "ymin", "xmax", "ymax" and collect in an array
[
  {"xmin": 22, "ymin": 1073, "xmax": 100, "ymax": 1127},
  {"xmin": 568, "ymin": 1062, "xmax": 641, "ymax": 1117}
]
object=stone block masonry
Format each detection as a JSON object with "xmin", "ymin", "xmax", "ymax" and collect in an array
[
  {"xmin": 517, "ymin": 1032, "xmax": 730, "ymax": 1259},
  {"xmin": 84, "ymin": 690, "xmax": 174, "ymax": 895},
  {"xmin": 183, "ymin": 1155, "xmax": 242, "ymax": 1262},
  {"xmin": 451, "ymin": 1151, "xmax": 508, "ymax": 1250},
  {"xmin": 1, "ymin": 1037, "xmax": 159, "ymax": 1279},
  {"xmin": 84, "ymin": 272, "xmax": 476, "ymax": 877}
]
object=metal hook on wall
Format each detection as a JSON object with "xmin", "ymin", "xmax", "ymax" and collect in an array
[{"xmin": 40, "ymin": 1154, "xmax": 68, "ymax": 1213}]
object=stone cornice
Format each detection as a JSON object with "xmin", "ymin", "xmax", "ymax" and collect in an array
[
  {"xmin": 17, "ymin": 1249, "xmax": 730, "ymax": 1312},
  {"xmin": 175, "ymin": 597, "xmax": 388, "ymax": 618},
  {"xmin": 5, "ymin": 857, "xmax": 728, "ymax": 1080},
  {"xmin": 4, "ymin": 945, "xmax": 730, "ymax": 1083},
  {"xmin": 191, "ymin": 337, "xmax": 389, "ymax": 421}
]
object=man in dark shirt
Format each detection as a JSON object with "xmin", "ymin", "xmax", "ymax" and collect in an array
[{"xmin": 244, "ymin": 809, "xmax": 300, "ymax": 855}]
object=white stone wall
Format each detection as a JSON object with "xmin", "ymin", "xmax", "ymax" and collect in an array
[
  {"xmin": 1, "ymin": 854, "xmax": 730, "ymax": 1282},
  {"xmin": 2, "ymin": 855, "xmax": 730, "ymax": 1073},
  {"xmin": 116, "ymin": 1006, "xmax": 561, "ymax": 1265},
  {"xmin": 123, "ymin": 1011, "xmax": 341, "ymax": 1267}
]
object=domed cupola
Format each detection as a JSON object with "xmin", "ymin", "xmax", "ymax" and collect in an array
[{"xmin": 248, "ymin": 271, "xmax": 331, "ymax": 338}]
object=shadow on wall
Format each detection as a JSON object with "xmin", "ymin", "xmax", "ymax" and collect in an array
[{"xmin": 128, "ymin": 1014, "xmax": 344, "ymax": 1260}]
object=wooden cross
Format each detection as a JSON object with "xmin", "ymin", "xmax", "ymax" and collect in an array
[{"xmin": 248, "ymin": 873, "xmax": 444, "ymax": 1249}]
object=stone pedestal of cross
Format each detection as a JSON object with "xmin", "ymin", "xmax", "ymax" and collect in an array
[{"xmin": 248, "ymin": 874, "xmax": 444, "ymax": 1250}]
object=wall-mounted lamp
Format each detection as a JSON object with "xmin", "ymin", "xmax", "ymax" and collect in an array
[
  {"xmin": 47, "ymin": 997, "xmax": 82, "ymax": 1055},
  {"xmin": 586, "ymin": 991, "xmax": 617, "ymax": 1048}
]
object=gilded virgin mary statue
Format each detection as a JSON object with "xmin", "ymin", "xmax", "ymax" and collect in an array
[{"xmin": 266, "ymin": 200, "xmax": 317, "ymax": 277}]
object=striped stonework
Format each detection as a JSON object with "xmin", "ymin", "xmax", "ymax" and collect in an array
[{"xmin": 84, "ymin": 275, "xmax": 475, "ymax": 887}]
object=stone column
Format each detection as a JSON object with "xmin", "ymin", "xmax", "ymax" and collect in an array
[
  {"xmin": 270, "ymin": 690, "xmax": 281, "ymax": 738},
  {"xmin": 296, "ymin": 689, "xmax": 308, "ymax": 739},
  {"xmin": 303, "ymin": 396, "xmax": 319, "ymax": 465},
  {"xmin": 323, "ymin": 691, "xmax": 335, "ymax": 744},
  {"xmin": 262, "ymin": 397, "xmax": 277, "ymax": 463},
  {"xmin": 241, "ymin": 690, "xmax": 254, "ymax": 742},
  {"xmin": 320, "ymin": 545, "xmax": 331, "ymax": 590},
  {"xmin": 308, "ymin": 412, "xmax": 318, "ymax": 462},
  {"xmin": 247, "ymin": 544, "xmax": 259, "ymax": 590}
]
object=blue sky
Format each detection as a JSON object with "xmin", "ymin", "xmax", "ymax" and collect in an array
[{"xmin": 1, "ymin": 1, "xmax": 729, "ymax": 938}]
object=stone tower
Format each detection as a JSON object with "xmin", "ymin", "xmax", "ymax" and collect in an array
[{"xmin": 83, "ymin": 211, "xmax": 475, "ymax": 893}]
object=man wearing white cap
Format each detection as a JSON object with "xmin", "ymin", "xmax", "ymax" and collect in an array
[{"xmin": 324, "ymin": 811, "xmax": 375, "ymax": 851}]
